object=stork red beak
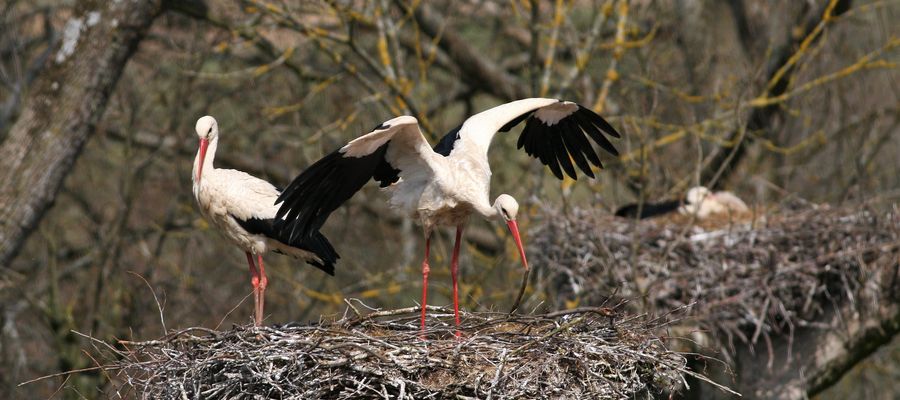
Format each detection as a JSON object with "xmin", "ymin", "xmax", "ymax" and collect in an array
[
  {"xmin": 507, "ymin": 219, "xmax": 531, "ymax": 314},
  {"xmin": 506, "ymin": 220, "xmax": 529, "ymax": 271},
  {"xmin": 196, "ymin": 138, "xmax": 209, "ymax": 182}
]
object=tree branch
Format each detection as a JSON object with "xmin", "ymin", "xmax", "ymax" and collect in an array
[
  {"xmin": 401, "ymin": 1, "xmax": 530, "ymax": 101},
  {"xmin": 700, "ymin": 0, "xmax": 853, "ymax": 188}
]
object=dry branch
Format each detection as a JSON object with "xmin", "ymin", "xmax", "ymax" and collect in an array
[
  {"xmin": 701, "ymin": 0, "xmax": 854, "ymax": 187},
  {"xmin": 403, "ymin": 1, "xmax": 530, "ymax": 101}
]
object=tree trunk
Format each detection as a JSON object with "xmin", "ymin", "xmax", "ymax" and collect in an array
[{"xmin": 0, "ymin": 0, "xmax": 163, "ymax": 266}]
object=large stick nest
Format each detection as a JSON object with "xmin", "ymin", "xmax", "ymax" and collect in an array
[
  {"xmin": 100, "ymin": 306, "xmax": 713, "ymax": 399},
  {"xmin": 531, "ymin": 203, "xmax": 900, "ymax": 357}
]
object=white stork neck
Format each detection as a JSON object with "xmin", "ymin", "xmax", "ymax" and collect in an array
[
  {"xmin": 474, "ymin": 199, "xmax": 500, "ymax": 220},
  {"xmin": 192, "ymin": 136, "xmax": 217, "ymax": 184}
]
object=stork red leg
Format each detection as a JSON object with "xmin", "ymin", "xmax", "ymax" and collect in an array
[
  {"xmin": 451, "ymin": 225, "xmax": 463, "ymax": 336},
  {"xmin": 257, "ymin": 254, "xmax": 268, "ymax": 326},
  {"xmin": 419, "ymin": 235, "xmax": 432, "ymax": 335},
  {"xmin": 245, "ymin": 252, "xmax": 261, "ymax": 326}
]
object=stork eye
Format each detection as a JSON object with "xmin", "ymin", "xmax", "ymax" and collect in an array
[
  {"xmin": 207, "ymin": 127, "xmax": 213, "ymax": 134},
  {"xmin": 501, "ymin": 209, "xmax": 510, "ymax": 219}
]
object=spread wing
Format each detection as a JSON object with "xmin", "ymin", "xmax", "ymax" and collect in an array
[
  {"xmin": 448, "ymin": 98, "xmax": 621, "ymax": 179},
  {"xmin": 274, "ymin": 116, "xmax": 437, "ymax": 243}
]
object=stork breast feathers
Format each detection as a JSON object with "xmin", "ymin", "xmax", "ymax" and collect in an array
[{"xmin": 204, "ymin": 169, "xmax": 281, "ymax": 221}]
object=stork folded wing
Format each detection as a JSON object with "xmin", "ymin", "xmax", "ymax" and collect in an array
[{"xmin": 233, "ymin": 215, "xmax": 338, "ymax": 274}]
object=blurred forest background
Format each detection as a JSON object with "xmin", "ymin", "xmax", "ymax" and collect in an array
[{"xmin": 0, "ymin": 0, "xmax": 897, "ymax": 398}]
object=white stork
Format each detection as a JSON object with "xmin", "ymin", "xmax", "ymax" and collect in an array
[
  {"xmin": 679, "ymin": 186, "xmax": 749, "ymax": 219},
  {"xmin": 192, "ymin": 116, "xmax": 339, "ymax": 326},
  {"xmin": 274, "ymin": 98, "xmax": 621, "ymax": 333},
  {"xmin": 614, "ymin": 186, "xmax": 750, "ymax": 220}
]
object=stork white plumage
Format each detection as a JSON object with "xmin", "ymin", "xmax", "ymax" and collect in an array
[
  {"xmin": 679, "ymin": 186, "xmax": 750, "ymax": 218},
  {"xmin": 192, "ymin": 116, "xmax": 339, "ymax": 326},
  {"xmin": 614, "ymin": 186, "xmax": 750, "ymax": 220},
  {"xmin": 274, "ymin": 98, "xmax": 621, "ymax": 334}
]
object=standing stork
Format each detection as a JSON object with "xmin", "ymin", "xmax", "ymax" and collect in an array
[
  {"xmin": 192, "ymin": 116, "xmax": 339, "ymax": 326},
  {"xmin": 274, "ymin": 98, "xmax": 621, "ymax": 333}
]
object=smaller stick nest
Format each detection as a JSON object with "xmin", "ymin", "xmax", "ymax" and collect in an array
[
  {"xmin": 531, "ymin": 203, "xmax": 900, "ymax": 356},
  {"xmin": 108, "ymin": 307, "xmax": 693, "ymax": 399}
]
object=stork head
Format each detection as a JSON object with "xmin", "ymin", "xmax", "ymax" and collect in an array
[
  {"xmin": 196, "ymin": 115, "xmax": 218, "ymax": 139},
  {"xmin": 681, "ymin": 186, "xmax": 717, "ymax": 218},
  {"xmin": 686, "ymin": 186, "xmax": 713, "ymax": 205},
  {"xmin": 494, "ymin": 194, "xmax": 519, "ymax": 222},
  {"xmin": 194, "ymin": 116, "xmax": 218, "ymax": 182},
  {"xmin": 494, "ymin": 194, "xmax": 528, "ymax": 273}
]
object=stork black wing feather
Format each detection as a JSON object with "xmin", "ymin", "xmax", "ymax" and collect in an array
[
  {"xmin": 433, "ymin": 124, "xmax": 463, "ymax": 156},
  {"xmin": 575, "ymin": 108, "xmax": 620, "ymax": 156},
  {"xmin": 614, "ymin": 200, "xmax": 682, "ymax": 219},
  {"xmin": 581, "ymin": 106, "xmax": 621, "ymax": 138},
  {"xmin": 275, "ymin": 144, "xmax": 390, "ymax": 244},
  {"xmin": 500, "ymin": 111, "xmax": 535, "ymax": 133},
  {"xmin": 233, "ymin": 216, "xmax": 338, "ymax": 275},
  {"xmin": 373, "ymin": 159, "xmax": 400, "ymax": 187},
  {"xmin": 301, "ymin": 231, "xmax": 339, "ymax": 274},
  {"xmin": 277, "ymin": 158, "xmax": 340, "ymax": 241},
  {"xmin": 517, "ymin": 117, "xmax": 537, "ymax": 154},
  {"xmin": 558, "ymin": 119, "xmax": 594, "ymax": 179},
  {"xmin": 550, "ymin": 127, "xmax": 577, "ymax": 180},
  {"xmin": 569, "ymin": 119, "xmax": 601, "ymax": 167},
  {"xmin": 582, "ymin": 122, "xmax": 620, "ymax": 157},
  {"xmin": 506, "ymin": 103, "xmax": 620, "ymax": 180},
  {"xmin": 561, "ymin": 116, "xmax": 602, "ymax": 169},
  {"xmin": 534, "ymin": 121, "xmax": 564, "ymax": 179},
  {"xmin": 569, "ymin": 110, "xmax": 613, "ymax": 166},
  {"xmin": 283, "ymin": 164, "xmax": 355, "ymax": 241}
]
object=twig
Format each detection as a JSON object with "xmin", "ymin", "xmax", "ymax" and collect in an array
[
  {"xmin": 128, "ymin": 271, "xmax": 167, "ymax": 335},
  {"xmin": 508, "ymin": 264, "xmax": 530, "ymax": 314},
  {"xmin": 18, "ymin": 365, "xmax": 112, "ymax": 387}
]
